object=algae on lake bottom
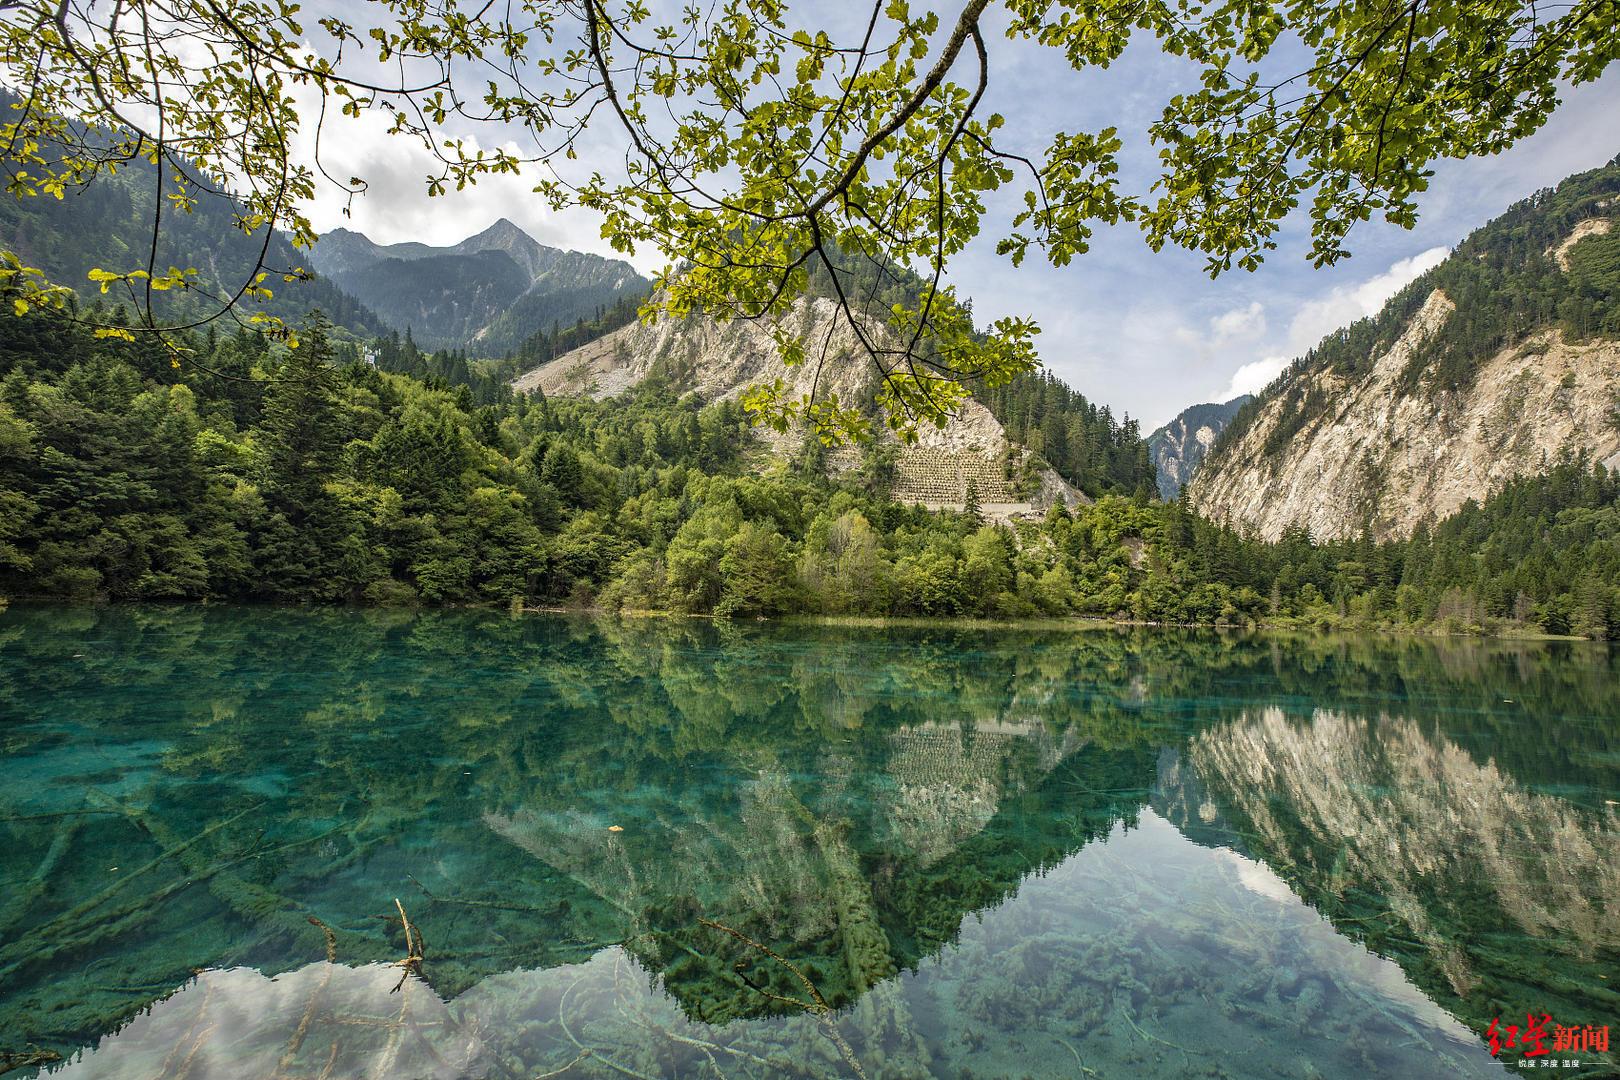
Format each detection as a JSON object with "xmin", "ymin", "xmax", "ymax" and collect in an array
[{"xmin": 0, "ymin": 606, "xmax": 1615, "ymax": 1078}]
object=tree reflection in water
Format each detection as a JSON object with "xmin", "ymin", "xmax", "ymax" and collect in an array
[{"xmin": 0, "ymin": 607, "xmax": 1614, "ymax": 1078}]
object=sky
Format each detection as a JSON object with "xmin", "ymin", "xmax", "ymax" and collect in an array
[{"xmin": 297, "ymin": 8, "xmax": 1620, "ymax": 432}]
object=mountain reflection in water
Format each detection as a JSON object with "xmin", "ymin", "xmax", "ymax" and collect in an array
[{"xmin": 0, "ymin": 607, "xmax": 1614, "ymax": 1079}]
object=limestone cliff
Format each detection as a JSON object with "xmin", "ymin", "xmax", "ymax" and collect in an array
[
  {"xmin": 513, "ymin": 294, "xmax": 872, "ymax": 407},
  {"xmin": 1191, "ymin": 158, "xmax": 1620, "ymax": 541},
  {"xmin": 512, "ymin": 296, "xmax": 1087, "ymax": 517}
]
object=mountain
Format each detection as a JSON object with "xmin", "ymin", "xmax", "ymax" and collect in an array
[
  {"xmin": 513, "ymin": 297, "xmax": 1093, "ymax": 517},
  {"xmin": 1190, "ymin": 156, "xmax": 1620, "ymax": 541},
  {"xmin": 308, "ymin": 219, "xmax": 650, "ymax": 354},
  {"xmin": 0, "ymin": 152, "xmax": 389, "ymax": 339},
  {"xmin": 1147, "ymin": 396, "xmax": 1252, "ymax": 499}
]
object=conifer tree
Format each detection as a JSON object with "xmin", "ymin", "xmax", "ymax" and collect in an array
[{"xmin": 261, "ymin": 313, "xmax": 341, "ymax": 508}]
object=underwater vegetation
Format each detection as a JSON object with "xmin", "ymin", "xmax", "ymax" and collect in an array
[{"xmin": 0, "ymin": 606, "xmax": 1615, "ymax": 1077}]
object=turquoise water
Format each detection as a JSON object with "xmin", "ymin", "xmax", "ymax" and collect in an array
[{"xmin": 0, "ymin": 606, "xmax": 1616, "ymax": 1079}]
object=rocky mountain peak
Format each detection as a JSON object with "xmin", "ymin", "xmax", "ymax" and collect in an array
[
  {"xmin": 452, "ymin": 218, "xmax": 554, "ymax": 278},
  {"xmin": 1147, "ymin": 396, "xmax": 1252, "ymax": 499},
  {"xmin": 307, "ymin": 220, "xmax": 650, "ymax": 353}
]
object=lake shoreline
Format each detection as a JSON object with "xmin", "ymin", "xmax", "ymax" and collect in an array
[{"xmin": 1, "ymin": 594, "xmax": 1593, "ymax": 642}]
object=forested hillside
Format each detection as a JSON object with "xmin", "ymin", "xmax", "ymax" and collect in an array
[
  {"xmin": 774, "ymin": 251, "xmax": 1155, "ymax": 498},
  {"xmin": 977, "ymin": 373, "xmax": 1156, "ymax": 498},
  {"xmin": 1, "ymin": 304, "xmax": 1614, "ymax": 636},
  {"xmin": 1193, "ymin": 156, "xmax": 1620, "ymax": 541},
  {"xmin": 1214, "ymin": 157, "xmax": 1620, "ymax": 460},
  {"xmin": 803, "ymin": 254, "xmax": 1159, "ymax": 498},
  {"xmin": 0, "ymin": 109, "xmax": 388, "ymax": 338},
  {"xmin": 510, "ymin": 261, "xmax": 1153, "ymax": 504}
]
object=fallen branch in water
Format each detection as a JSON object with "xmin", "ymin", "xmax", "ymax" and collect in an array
[
  {"xmin": 0, "ymin": 820, "xmax": 79, "ymax": 937},
  {"xmin": 389, "ymin": 898, "xmax": 425, "ymax": 992},
  {"xmin": 697, "ymin": 917, "xmax": 827, "ymax": 1013},
  {"xmin": 0, "ymin": 804, "xmax": 271, "ymax": 979},
  {"xmin": 12, "ymin": 802, "xmax": 261, "ymax": 943},
  {"xmin": 697, "ymin": 917, "xmax": 866, "ymax": 1080},
  {"xmin": 276, "ymin": 916, "xmax": 340, "ymax": 1076},
  {"xmin": 555, "ymin": 972, "xmax": 661, "ymax": 1080},
  {"xmin": 533, "ymin": 1049, "xmax": 592, "ymax": 1078},
  {"xmin": 0, "ymin": 1046, "xmax": 63, "ymax": 1076},
  {"xmin": 309, "ymin": 916, "xmax": 338, "ymax": 964}
]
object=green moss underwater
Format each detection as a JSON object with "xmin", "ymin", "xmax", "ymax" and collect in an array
[{"xmin": 0, "ymin": 606, "xmax": 1615, "ymax": 1078}]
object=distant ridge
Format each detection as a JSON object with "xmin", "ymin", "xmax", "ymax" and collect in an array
[
  {"xmin": 0, "ymin": 87, "xmax": 390, "ymax": 339},
  {"xmin": 1147, "ymin": 396, "xmax": 1252, "ymax": 499},
  {"xmin": 309, "ymin": 219, "xmax": 650, "ymax": 354}
]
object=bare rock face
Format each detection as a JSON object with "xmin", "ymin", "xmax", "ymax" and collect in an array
[
  {"xmin": 1147, "ymin": 396, "xmax": 1253, "ymax": 499},
  {"xmin": 512, "ymin": 295, "xmax": 874, "ymax": 407},
  {"xmin": 1191, "ymin": 216, "xmax": 1620, "ymax": 542},
  {"xmin": 513, "ymin": 297, "xmax": 1087, "ymax": 517},
  {"xmin": 1550, "ymin": 217, "xmax": 1612, "ymax": 271}
]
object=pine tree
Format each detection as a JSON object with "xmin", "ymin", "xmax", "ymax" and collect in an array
[
  {"xmin": 254, "ymin": 312, "xmax": 369, "ymax": 599},
  {"xmin": 540, "ymin": 442, "xmax": 586, "ymax": 507},
  {"xmin": 261, "ymin": 313, "xmax": 342, "ymax": 508}
]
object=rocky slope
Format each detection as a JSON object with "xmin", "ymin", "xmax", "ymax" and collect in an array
[
  {"xmin": 513, "ymin": 297, "xmax": 1087, "ymax": 516},
  {"xmin": 1191, "ymin": 158, "xmax": 1620, "ymax": 541},
  {"xmin": 310, "ymin": 219, "xmax": 648, "ymax": 353},
  {"xmin": 1147, "ymin": 396, "xmax": 1251, "ymax": 499}
]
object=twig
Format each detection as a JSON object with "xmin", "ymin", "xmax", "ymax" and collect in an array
[
  {"xmin": 408, "ymin": 874, "xmax": 559, "ymax": 914},
  {"xmin": 1117, "ymin": 1003, "xmax": 1195, "ymax": 1058},
  {"xmin": 309, "ymin": 916, "xmax": 337, "ymax": 964},
  {"xmin": 389, "ymin": 898, "xmax": 425, "ymax": 992},
  {"xmin": 534, "ymin": 1049, "xmax": 592, "ymax": 1079},
  {"xmin": 697, "ymin": 918, "xmax": 826, "ymax": 1011},
  {"xmin": 0, "ymin": 1047, "xmax": 63, "ymax": 1076},
  {"xmin": 1057, "ymin": 1036, "xmax": 1099, "ymax": 1077},
  {"xmin": 556, "ymin": 973, "xmax": 660, "ymax": 1080},
  {"xmin": 0, "ymin": 809, "xmax": 121, "ymax": 821}
]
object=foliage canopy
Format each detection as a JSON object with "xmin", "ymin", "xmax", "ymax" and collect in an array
[{"xmin": 1, "ymin": 0, "xmax": 1614, "ymax": 436}]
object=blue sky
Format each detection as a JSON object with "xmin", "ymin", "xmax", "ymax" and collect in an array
[{"xmin": 302, "ymin": 10, "xmax": 1620, "ymax": 431}]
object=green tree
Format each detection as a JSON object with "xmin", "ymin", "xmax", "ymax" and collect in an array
[
  {"xmin": 800, "ymin": 508, "xmax": 890, "ymax": 614},
  {"xmin": 717, "ymin": 522, "xmax": 796, "ymax": 616},
  {"xmin": 366, "ymin": 403, "xmax": 475, "ymax": 508},
  {"xmin": 963, "ymin": 525, "xmax": 1014, "ymax": 613},
  {"xmin": 261, "ymin": 317, "xmax": 342, "ymax": 504},
  {"xmin": 4, "ymin": 0, "xmax": 1610, "ymax": 437},
  {"xmin": 540, "ymin": 443, "xmax": 587, "ymax": 508},
  {"xmin": 963, "ymin": 476, "xmax": 983, "ymax": 525}
]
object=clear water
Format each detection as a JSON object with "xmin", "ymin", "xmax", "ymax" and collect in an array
[{"xmin": 1, "ymin": 606, "xmax": 1616, "ymax": 1079}]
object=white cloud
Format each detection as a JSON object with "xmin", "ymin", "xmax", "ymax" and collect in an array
[
  {"xmin": 1213, "ymin": 245, "xmax": 1449, "ymax": 403},
  {"xmin": 1220, "ymin": 354, "xmax": 1289, "ymax": 400},
  {"xmin": 1283, "ymin": 246, "xmax": 1449, "ymax": 353},
  {"xmin": 284, "ymin": 80, "xmax": 665, "ymax": 272},
  {"xmin": 1210, "ymin": 301, "xmax": 1266, "ymax": 344}
]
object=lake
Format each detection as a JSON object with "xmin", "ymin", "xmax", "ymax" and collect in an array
[{"xmin": 1, "ymin": 606, "xmax": 1616, "ymax": 1079}]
